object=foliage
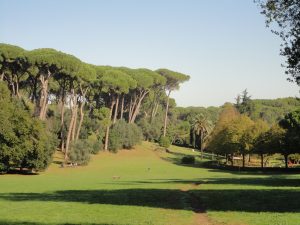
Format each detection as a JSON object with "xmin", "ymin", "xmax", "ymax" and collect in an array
[
  {"xmin": 181, "ymin": 155, "xmax": 195, "ymax": 164},
  {"xmin": 158, "ymin": 136, "xmax": 171, "ymax": 148},
  {"xmin": 109, "ymin": 120, "xmax": 142, "ymax": 152},
  {"xmin": 68, "ymin": 140, "xmax": 91, "ymax": 165},
  {"xmin": 257, "ymin": 0, "xmax": 300, "ymax": 84},
  {"xmin": 0, "ymin": 83, "xmax": 55, "ymax": 172}
]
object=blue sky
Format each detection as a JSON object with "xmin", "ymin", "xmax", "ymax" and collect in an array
[{"xmin": 0, "ymin": 0, "xmax": 299, "ymax": 107}]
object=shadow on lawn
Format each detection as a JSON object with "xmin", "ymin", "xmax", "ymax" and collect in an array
[
  {"xmin": 1, "ymin": 187, "xmax": 300, "ymax": 213},
  {"xmin": 106, "ymin": 175, "xmax": 300, "ymax": 187},
  {"xmin": 0, "ymin": 221, "xmax": 120, "ymax": 225}
]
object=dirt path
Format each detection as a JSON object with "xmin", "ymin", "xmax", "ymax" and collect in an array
[{"xmin": 181, "ymin": 183, "xmax": 221, "ymax": 225}]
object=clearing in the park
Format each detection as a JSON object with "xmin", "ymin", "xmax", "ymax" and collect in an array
[{"xmin": 0, "ymin": 142, "xmax": 299, "ymax": 225}]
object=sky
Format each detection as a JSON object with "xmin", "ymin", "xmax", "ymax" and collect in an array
[{"xmin": 0, "ymin": 0, "xmax": 299, "ymax": 107}]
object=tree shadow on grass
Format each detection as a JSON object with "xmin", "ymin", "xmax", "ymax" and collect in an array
[
  {"xmin": 0, "ymin": 188, "xmax": 300, "ymax": 213},
  {"xmin": 146, "ymin": 176, "xmax": 300, "ymax": 187},
  {"xmin": 0, "ymin": 221, "xmax": 121, "ymax": 225}
]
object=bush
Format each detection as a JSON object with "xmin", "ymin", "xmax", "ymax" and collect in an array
[
  {"xmin": 0, "ymin": 83, "xmax": 56, "ymax": 172},
  {"xmin": 87, "ymin": 133, "xmax": 103, "ymax": 154},
  {"xmin": 158, "ymin": 136, "xmax": 171, "ymax": 148},
  {"xmin": 109, "ymin": 120, "xmax": 142, "ymax": 152},
  {"xmin": 181, "ymin": 156, "xmax": 195, "ymax": 164},
  {"xmin": 68, "ymin": 140, "xmax": 91, "ymax": 165}
]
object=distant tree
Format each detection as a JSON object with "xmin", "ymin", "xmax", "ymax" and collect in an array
[
  {"xmin": 257, "ymin": 0, "xmax": 300, "ymax": 85},
  {"xmin": 240, "ymin": 119, "xmax": 269, "ymax": 166},
  {"xmin": 156, "ymin": 69, "xmax": 190, "ymax": 137},
  {"xmin": 279, "ymin": 110, "xmax": 300, "ymax": 154},
  {"xmin": 192, "ymin": 114, "xmax": 213, "ymax": 160},
  {"xmin": 235, "ymin": 89, "xmax": 255, "ymax": 116}
]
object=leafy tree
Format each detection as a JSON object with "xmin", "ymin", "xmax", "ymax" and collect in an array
[
  {"xmin": 158, "ymin": 136, "xmax": 171, "ymax": 148},
  {"xmin": 0, "ymin": 83, "xmax": 55, "ymax": 172},
  {"xmin": 279, "ymin": 109, "xmax": 300, "ymax": 153},
  {"xmin": 240, "ymin": 119, "xmax": 269, "ymax": 166},
  {"xmin": 257, "ymin": 0, "xmax": 300, "ymax": 85}
]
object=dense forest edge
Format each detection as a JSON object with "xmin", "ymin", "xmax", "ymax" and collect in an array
[{"xmin": 0, "ymin": 43, "xmax": 299, "ymax": 174}]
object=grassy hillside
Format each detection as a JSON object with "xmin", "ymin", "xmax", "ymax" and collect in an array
[{"xmin": 0, "ymin": 142, "xmax": 299, "ymax": 225}]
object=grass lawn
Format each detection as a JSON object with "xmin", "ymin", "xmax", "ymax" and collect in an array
[{"xmin": 0, "ymin": 142, "xmax": 299, "ymax": 225}]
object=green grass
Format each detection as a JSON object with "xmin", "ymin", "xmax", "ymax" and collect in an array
[{"xmin": 0, "ymin": 142, "xmax": 299, "ymax": 225}]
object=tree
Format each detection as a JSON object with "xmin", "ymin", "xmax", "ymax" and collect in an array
[
  {"xmin": 279, "ymin": 109, "xmax": 300, "ymax": 152},
  {"xmin": 240, "ymin": 119, "xmax": 269, "ymax": 166},
  {"xmin": 100, "ymin": 68, "xmax": 136, "ymax": 150},
  {"xmin": 235, "ymin": 89, "xmax": 255, "ymax": 116},
  {"xmin": 0, "ymin": 43, "xmax": 27, "ymax": 97},
  {"xmin": 192, "ymin": 114, "xmax": 213, "ymax": 160},
  {"xmin": 257, "ymin": 0, "xmax": 300, "ymax": 85},
  {"xmin": 0, "ymin": 83, "xmax": 55, "ymax": 172},
  {"xmin": 156, "ymin": 69, "xmax": 190, "ymax": 137}
]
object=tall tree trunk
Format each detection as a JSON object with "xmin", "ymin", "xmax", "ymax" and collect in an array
[
  {"xmin": 71, "ymin": 105, "xmax": 78, "ymax": 141},
  {"xmin": 261, "ymin": 153, "xmax": 264, "ymax": 169},
  {"xmin": 15, "ymin": 75, "xmax": 20, "ymax": 98},
  {"xmin": 284, "ymin": 154, "xmax": 288, "ymax": 169},
  {"xmin": 130, "ymin": 91, "xmax": 148, "ymax": 123},
  {"xmin": 163, "ymin": 90, "xmax": 171, "ymax": 137},
  {"xmin": 104, "ymin": 100, "xmax": 115, "ymax": 151},
  {"xmin": 200, "ymin": 131, "xmax": 204, "ymax": 160},
  {"xmin": 0, "ymin": 72, "xmax": 4, "ymax": 81},
  {"xmin": 113, "ymin": 95, "xmax": 119, "ymax": 124},
  {"xmin": 242, "ymin": 153, "xmax": 245, "ymax": 168},
  {"xmin": 120, "ymin": 95, "xmax": 124, "ymax": 120},
  {"xmin": 60, "ymin": 96, "xmax": 66, "ymax": 152},
  {"xmin": 65, "ymin": 88, "xmax": 76, "ymax": 160},
  {"xmin": 39, "ymin": 71, "xmax": 51, "ymax": 120},
  {"xmin": 75, "ymin": 85, "xmax": 88, "ymax": 140}
]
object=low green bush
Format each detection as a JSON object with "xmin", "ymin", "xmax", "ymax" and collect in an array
[
  {"xmin": 181, "ymin": 155, "xmax": 195, "ymax": 164},
  {"xmin": 158, "ymin": 136, "xmax": 171, "ymax": 148},
  {"xmin": 109, "ymin": 120, "xmax": 142, "ymax": 152}
]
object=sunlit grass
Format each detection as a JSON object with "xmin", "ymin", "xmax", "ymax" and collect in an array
[{"xmin": 0, "ymin": 141, "xmax": 299, "ymax": 225}]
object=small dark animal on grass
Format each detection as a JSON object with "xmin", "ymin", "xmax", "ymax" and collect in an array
[{"xmin": 112, "ymin": 176, "xmax": 120, "ymax": 179}]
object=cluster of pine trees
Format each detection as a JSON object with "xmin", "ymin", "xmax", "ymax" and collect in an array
[{"xmin": 0, "ymin": 43, "xmax": 190, "ymax": 172}]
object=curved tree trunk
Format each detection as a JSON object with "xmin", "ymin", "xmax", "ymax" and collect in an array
[
  {"xmin": 39, "ymin": 71, "xmax": 51, "ymax": 120},
  {"xmin": 113, "ymin": 95, "xmax": 119, "ymax": 124},
  {"xmin": 120, "ymin": 95, "xmax": 124, "ymax": 120},
  {"xmin": 65, "ymin": 88, "xmax": 77, "ymax": 160},
  {"xmin": 163, "ymin": 90, "xmax": 171, "ymax": 137},
  {"xmin": 75, "ymin": 85, "xmax": 89, "ymax": 140},
  {"xmin": 104, "ymin": 99, "xmax": 115, "ymax": 151},
  {"xmin": 129, "ymin": 90, "xmax": 149, "ymax": 123}
]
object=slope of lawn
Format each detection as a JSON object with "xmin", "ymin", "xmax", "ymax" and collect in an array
[{"xmin": 0, "ymin": 142, "xmax": 299, "ymax": 225}]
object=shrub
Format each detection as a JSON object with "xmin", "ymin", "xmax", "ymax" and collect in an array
[
  {"xmin": 87, "ymin": 133, "xmax": 103, "ymax": 154},
  {"xmin": 109, "ymin": 120, "xmax": 142, "ymax": 152},
  {"xmin": 68, "ymin": 140, "xmax": 91, "ymax": 165},
  {"xmin": 158, "ymin": 136, "xmax": 171, "ymax": 148},
  {"xmin": 181, "ymin": 156, "xmax": 195, "ymax": 164}
]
